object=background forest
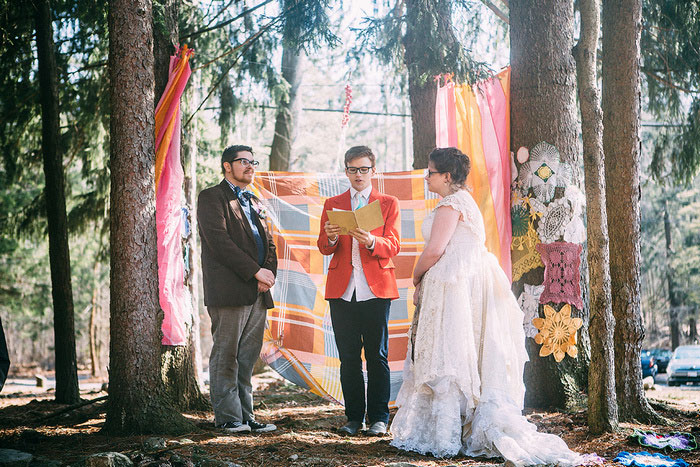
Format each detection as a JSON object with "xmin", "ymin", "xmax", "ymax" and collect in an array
[{"xmin": 0, "ymin": 0, "xmax": 699, "ymax": 418}]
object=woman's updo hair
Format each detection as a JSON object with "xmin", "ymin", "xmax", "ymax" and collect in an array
[{"xmin": 429, "ymin": 147, "xmax": 471, "ymax": 189}]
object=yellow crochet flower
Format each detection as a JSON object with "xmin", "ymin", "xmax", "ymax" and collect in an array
[{"xmin": 532, "ymin": 304, "xmax": 583, "ymax": 362}]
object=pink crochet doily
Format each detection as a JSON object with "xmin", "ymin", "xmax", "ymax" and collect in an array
[{"xmin": 536, "ymin": 241, "xmax": 583, "ymax": 309}]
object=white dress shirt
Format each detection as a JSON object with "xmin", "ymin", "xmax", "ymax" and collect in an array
[{"xmin": 333, "ymin": 186, "xmax": 378, "ymax": 302}]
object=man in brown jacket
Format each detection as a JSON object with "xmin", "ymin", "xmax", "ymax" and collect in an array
[{"xmin": 198, "ymin": 145, "xmax": 277, "ymax": 433}]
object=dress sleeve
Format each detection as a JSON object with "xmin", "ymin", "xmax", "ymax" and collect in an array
[
  {"xmin": 436, "ymin": 191, "xmax": 484, "ymax": 240},
  {"xmin": 436, "ymin": 192, "xmax": 473, "ymax": 223}
]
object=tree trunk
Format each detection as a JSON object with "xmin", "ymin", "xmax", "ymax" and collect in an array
[
  {"xmin": 269, "ymin": 43, "xmax": 303, "ymax": 171},
  {"xmin": 689, "ymin": 311, "xmax": 698, "ymax": 343},
  {"xmin": 106, "ymin": 0, "xmax": 192, "ymax": 434},
  {"xmin": 601, "ymin": 0, "xmax": 661, "ymax": 424},
  {"xmin": 510, "ymin": 0, "xmax": 589, "ymax": 410},
  {"xmin": 183, "ymin": 81, "xmax": 206, "ymax": 396},
  {"xmin": 89, "ymin": 260, "xmax": 100, "ymax": 377},
  {"xmin": 574, "ymin": 0, "xmax": 618, "ymax": 434},
  {"xmin": 404, "ymin": 0, "xmax": 456, "ymax": 168},
  {"xmin": 33, "ymin": 0, "xmax": 80, "ymax": 405},
  {"xmin": 663, "ymin": 200, "xmax": 681, "ymax": 350},
  {"xmin": 153, "ymin": 0, "xmax": 208, "ymax": 411},
  {"xmin": 510, "ymin": 1, "xmax": 580, "ymax": 167}
]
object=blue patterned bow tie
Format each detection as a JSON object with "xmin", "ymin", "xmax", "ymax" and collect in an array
[{"xmin": 233, "ymin": 185, "xmax": 255, "ymax": 204}]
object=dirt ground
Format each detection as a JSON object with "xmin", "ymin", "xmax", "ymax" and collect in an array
[{"xmin": 1, "ymin": 370, "xmax": 699, "ymax": 467}]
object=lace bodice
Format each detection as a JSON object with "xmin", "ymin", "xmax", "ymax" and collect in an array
[{"xmin": 421, "ymin": 190, "xmax": 486, "ymax": 248}]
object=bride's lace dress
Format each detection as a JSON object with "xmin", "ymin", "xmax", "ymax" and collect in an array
[{"xmin": 390, "ymin": 190, "xmax": 581, "ymax": 466}]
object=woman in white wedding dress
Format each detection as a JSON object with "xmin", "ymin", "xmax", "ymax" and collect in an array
[{"xmin": 390, "ymin": 148, "xmax": 582, "ymax": 466}]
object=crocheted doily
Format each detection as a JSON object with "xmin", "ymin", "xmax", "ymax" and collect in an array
[
  {"xmin": 518, "ymin": 284, "xmax": 545, "ymax": 338},
  {"xmin": 536, "ymin": 241, "xmax": 583, "ymax": 309},
  {"xmin": 537, "ymin": 197, "xmax": 572, "ymax": 243},
  {"xmin": 519, "ymin": 142, "xmax": 572, "ymax": 204}
]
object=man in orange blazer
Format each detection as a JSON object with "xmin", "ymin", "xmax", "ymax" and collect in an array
[{"xmin": 317, "ymin": 146, "xmax": 401, "ymax": 436}]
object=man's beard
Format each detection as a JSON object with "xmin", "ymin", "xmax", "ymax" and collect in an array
[{"xmin": 234, "ymin": 171, "xmax": 254, "ymax": 184}]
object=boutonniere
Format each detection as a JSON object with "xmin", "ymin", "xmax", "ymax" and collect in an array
[{"xmin": 255, "ymin": 204, "xmax": 268, "ymax": 220}]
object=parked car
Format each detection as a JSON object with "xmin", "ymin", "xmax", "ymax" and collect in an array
[
  {"xmin": 649, "ymin": 348, "xmax": 672, "ymax": 373},
  {"xmin": 641, "ymin": 352, "xmax": 658, "ymax": 378},
  {"xmin": 667, "ymin": 345, "xmax": 700, "ymax": 386}
]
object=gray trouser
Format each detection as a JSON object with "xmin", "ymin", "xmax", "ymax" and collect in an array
[{"xmin": 207, "ymin": 295, "xmax": 266, "ymax": 426}]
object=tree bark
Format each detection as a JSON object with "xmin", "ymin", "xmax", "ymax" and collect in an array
[
  {"xmin": 663, "ymin": 200, "xmax": 681, "ymax": 350},
  {"xmin": 183, "ymin": 81, "xmax": 206, "ymax": 395},
  {"xmin": 510, "ymin": 0, "xmax": 580, "ymax": 169},
  {"xmin": 106, "ymin": 0, "xmax": 192, "ymax": 434},
  {"xmin": 689, "ymin": 312, "xmax": 698, "ymax": 343},
  {"xmin": 602, "ymin": 0, "xmax": 661, "ymax": 424},
  {"xmin": 269, "ymin": 43, "xmax": 303, "ymax": 171},
  {"xmin": 89, "ymin": 260, "xmax": 100, "ymax": 377},
  {"xmin": 33, "ymin": 0, "xmax": 80, "ymax": 405},
  {"xmin": 510, "ymin": 0, "xmax": 589, "ymax": 410},
  {"xmin": 153, "ymin": 0, "xmax": 208, "ymax": 411},
  {"xmin": 404, "ymin": 0, "xmax": 457, "ymax": 168},
  {"xmin": 574, "ymin": 0, "xmax": 618, "ymax": 434}
]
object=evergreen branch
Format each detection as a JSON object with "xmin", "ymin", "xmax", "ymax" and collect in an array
[
  {"xmin": 479, "ymin": 0, "xmax": 508, "ymax": 24},
  {"xmin": 179, "ymin": 0, "xmax": 274, "ymax": 41},
  {"xmin": 644, "ymin": 69, "xmax": 699, "ymax": 94},
  {"xmin": 67, "ymin": 60, "xmax": 107, "ymax": 75},
  {"xmin": 193, "ymin": 14, "xmax": 280, "ymax": 72},
  {"xmin": 184, "ymin": 15, "xmax": 282, "ymax": 128}
]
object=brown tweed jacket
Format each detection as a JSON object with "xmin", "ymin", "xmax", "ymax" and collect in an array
[{"xmin": 197, "ymin": 180, "xmax": 277, "ymax": 308}]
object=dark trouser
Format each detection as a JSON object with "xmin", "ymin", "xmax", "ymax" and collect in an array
[
  {"xmin": 329, "ymin": 296, "xmax": 391, "ymax": 424},
  {"xmin": 0, "ymin": 315, "xmax": 9, "ymax": 392}
]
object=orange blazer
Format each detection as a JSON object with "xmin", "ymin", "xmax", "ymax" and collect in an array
[{"xmin": 317, "ymin": 188, "xmax": 401, "ymax": 300}]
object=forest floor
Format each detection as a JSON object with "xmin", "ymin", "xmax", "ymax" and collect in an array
[{"xmin": 1, "ymin": 369, "xmax": 699, "ymax": 467}]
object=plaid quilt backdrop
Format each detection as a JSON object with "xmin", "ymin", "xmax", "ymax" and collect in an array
[{"xmin": 251, "ymin": 170, "xmax": 438, "ymax": 405}]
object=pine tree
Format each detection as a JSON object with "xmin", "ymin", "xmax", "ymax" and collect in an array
[{"xmin": 105, "ymin": 0, "xmax": 192, "ymax": 434}]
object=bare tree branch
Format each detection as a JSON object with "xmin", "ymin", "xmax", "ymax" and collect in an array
[
  {"xmin": 184, "ymin": 15, "xmax": 283, "ymax": 127},
  {"xmin": 179, "ymin": 0, "xmax": 274, "ymax": 41},
  {"xmin": 480, "ymin": 0, "xmax": 508, "ymax": 24}
]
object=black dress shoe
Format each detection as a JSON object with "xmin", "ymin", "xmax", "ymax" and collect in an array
[{"xmin": 338, "ymin": 420, "xmax": 364, "ymax": 435}]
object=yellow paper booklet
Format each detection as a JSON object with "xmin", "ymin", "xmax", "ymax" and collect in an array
[{"xmin": 326, "ymin": 200, "xmax": 384, "ymax": 235}]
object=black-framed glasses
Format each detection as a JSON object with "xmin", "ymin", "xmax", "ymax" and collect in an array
[
  {"xmin": 345, "ymin": 166, "xmax": 373, "ymax": 174},
  {"xmin": 230, "ymin": 158, "xmax": 259, "ymax": 167},
  {"xmin": 427, "ymin": 170, "xmax": 445, "ymax": 177}
]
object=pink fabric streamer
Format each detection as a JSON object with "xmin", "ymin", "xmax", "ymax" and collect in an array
[
  {"xmin": 475, "ymin": 76, "xmax": 512, "ymax": 281},
  {"xmin": 434, "ymin": 71, "xmax": 513, "ymax": 281},
  {"xmin": 156, "ymin": 51, "xmax": 193, "ymax": 346},
  {"xmin": 435, "ymin": 81, "xmax": 458, "ymax": 147}
]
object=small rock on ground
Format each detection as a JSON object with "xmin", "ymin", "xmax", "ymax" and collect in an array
[
  {"xmin": 81, "ymin": 452, "xmax": 133, "ymax": 467},
  {"xmin": 0, "ymin": 449, "xmax": 33, "ymax": 467}
]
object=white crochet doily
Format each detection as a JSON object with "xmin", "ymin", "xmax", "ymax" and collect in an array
[
  {"xmin": 563, "ymin": 186, "xmax": 586, "ymax": 244},
  {"xmin": 518, "ymin": 284, "xmax": 545, "ymax": 338},
  {"xmin": 537, "ymin": 197, "xmax": 572, "ymax": 243},
  {"xmin": 519, "ymin": 142, "xmax": 572, "ymax": 204}
]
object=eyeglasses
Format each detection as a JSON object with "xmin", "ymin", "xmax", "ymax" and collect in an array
[
  {"xmin": 427, "ymin": 170, "xmax": 445, "ymax": 177},
  {"xmin": 230, "ymin": 158, "xmax": 259, "ymax": 167},
  {"xmin": 345, "ymin": 166, "xmax": 373, "ymax": 174}
]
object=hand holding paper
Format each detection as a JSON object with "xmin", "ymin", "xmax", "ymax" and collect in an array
[
  {"xmin": 324, "ymin": 220, "xmax": 341, "ymax": 241},
  {"xmin": 349, "ymin": 228, "xmax": 373, "ymax": 247}
]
